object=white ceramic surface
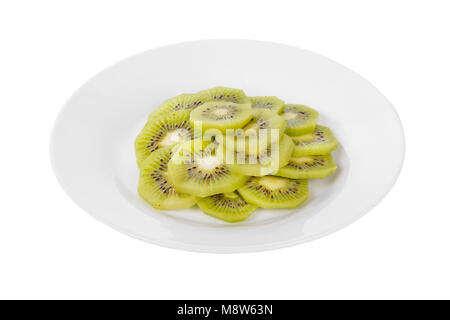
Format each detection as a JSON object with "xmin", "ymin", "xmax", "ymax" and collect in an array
[{"xmin": 50, "ymin": 40, "xmax": 405, "ymax": 253}]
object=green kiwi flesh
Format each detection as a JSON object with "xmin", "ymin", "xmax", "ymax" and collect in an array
[
  {"xmin": 230, "ymin": 134, "xmax": 294, "ymax": 176},
  {"xmin": 197, "ymin": 191, "xmax": 258, "ymax": 223},
  {"xmin": 281, "ymin": 104, "xmax": 319, "ymax": 136},
  {"xmin": 291, "ymin": 125, "xmax": 338, "ymax": 156},
  {"xmin": 243, "ymin": 109, "xmax": 286, "ymax": 136},
  {"xmin": 224, "ymin": 109, "xmax": 287, "ymax": 150},
  {"xmin": 135, "ymin": 110, "xmax": 194, "ymax": 167},
  {"xmin": 150, "ymin": 93, "xmax": 210, "ymax": 118},
  {"xmin": 199, "ymin": 86, "xmax": 250, "ymax": 104},
  {"xmin": 250, "ymin": 96, "xmax": 285, "ymax": 114},
  {"xmin": 275, "ymin": 154, "xmax": 337, "ymax": 179},
  {"xmin": 189, "ymin": 101, "xmax": 253, "ymax": 133},
  {"xmin": 138, "ymin": 147, "xmax": 198, "ymax": 210},
  {"xmin": 168, "ymin": 139, "xmax": 249, "ymax": 197},
  {"xmin": 238, "ymin": 176, "xmax": 309, "ymax": 209}
]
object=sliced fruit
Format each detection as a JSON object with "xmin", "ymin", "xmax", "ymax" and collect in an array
[
  {"xmin": 291, "ymin": 125, "xmax": 338, "ymax": 156},
  {"xmin": 243, "ymin": 109, "xmax": 286, "ymax": 136},
  {"xmin": 197, "ymin": 191, "xmax": 258, "ymax": 223},
  {"xmin": 168, "ymin": 139, "xmax": 249, "ymax": 197},
  {"xmin": 138, "ymin": 147, "xmax": 198, "ymax": 210},
  {"xmin": 150, "ymin": 93, "xmax": 210, "ymax": 117},
  {"xmin": 135, "ymin": 110, "xmax": 194, "ymax": 167},
  {"xmin": 280, "ymin": 104, "xmax": 319, "ymax": 136},
  {"xmin": 199, "ymin": 86, "xmax": 250, "ymax": 104},
  {"xmin": 190, "ymin": 101, "xmax": 253, "ymax": 133},
  {"xmin": 224, "ymin": 109, "xmax": 287, "ymax": 150},
  {"xmin": 230, "ymin": 134, "xmax": 294, "ymax": 176},
  {"xmin": 275, "ymin": 154, "xmax": 337, "ymax": 179},
  {"xmin": 250, "ymin": 96, "xmax": 285, "ymax": 114},
  {"xmin": 238, "ymin": 176, "xmax": 309, "ymax": 209}
]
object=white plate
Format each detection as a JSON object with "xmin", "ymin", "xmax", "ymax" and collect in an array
[{"xmin": 50, "ymin": 40, "xmax": 405, "ymax": 253}]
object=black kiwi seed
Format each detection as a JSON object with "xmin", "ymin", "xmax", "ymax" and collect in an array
[
  {"xmin": 146, "ymin": 121, "xmax": 192, "ymax": 152},
  {"xmin": 213, "ymin": 94, "xmax": 238, "ymax": 103},
  {"xmin": 257, "ymin": 118, "xmax": 267, "ymax": 129},
  {"xmin": 288, "ymin": 157, "xmax": 325, "ymax": 170},
  {"xmin": 283, "ymin": 108, "xmax": 308, "ymax": 122},
  {"xmin": 186, "ymin": 162, "xmax": 229, "ymax": 180},
  {"xmin": 173, "ymin": 100, "xmax": 203, "ymax": 110},
  {"xmin": 237, "ymin": 148, "xmax": 269, "ymax": 164},
  {"xmin": 149, "ymin": 159, "xmax": 174, "ymax": 195},
  {"xmin": 211, "ymin": 194, "xmax": 248, "ymax": 209},
  {"xmin": 253, "ymin": 102, "xmax": 273, "ymax": 109},
  {"xmin": 293, "ymin": 130, "xmax": 325, "ymax": 146},
  {"xmin": 181, "ymin": 148, "xmax": 229, "ymax": 181},
  {"xmin": 246, "ymin": 179, "xmax": 300, "ymax": 197}
]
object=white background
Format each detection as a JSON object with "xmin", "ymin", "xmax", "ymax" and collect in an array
[{"xmin": 1, "ymin": 0, "xmax": 449, "ymax": 300}]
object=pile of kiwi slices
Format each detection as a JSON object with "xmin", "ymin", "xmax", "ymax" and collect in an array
[{"xmin": 135, "ymin": 87, "xmax": 339, "ymax": 223}]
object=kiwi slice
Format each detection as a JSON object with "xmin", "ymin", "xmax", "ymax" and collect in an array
[
  {"xmin": 138, "ymin": 147, "xmax": 198, "ymax": 210},
  {"xmin": 275, "ymin": 154, "xmax": 337, "ymax": 179},
  {"xmin": 230, "ymin": 134, "xmax": 294, "ymax": 176},
  {"xmin": 280, "ymin": 104, "xmax": 319, "ymax": 136},
  {"xmin": 151, "ymin": 93, "xmax": 210, "ymax": 117},
  {"xmin": 250, "ymin": 96, "xmax": 285, "ymax": 114},
  {"xmin": 224, "ymin": 109, "xmax": 286, "ymax": 149},
  {"xmin": 197, "ymin": 191, "xmax": 258, "ymax": 223},
  {"xmin": 199, "ymin": 86, "xmax": 250, "ymax": 104},
  {"xmin": 238, "ymin": 176, "xmax": 309, "ymax": 209},
  {"xmin": 291, "ymin": 125, "xmax": 338, "ymax": 156},
  {"xmin": 190, "ymin": 101, "xmax": 253, "ymax": 133},
  {"xmin": 168, "ymin": 139, "xmax": 249, "ymax": 197},
  {"xmin": 243, "ymin": 109, "xmax": 286, "ymax": 136},
  {"xmin": 135, "ymin": 110, "xmax": 194, "ymax": 167}
]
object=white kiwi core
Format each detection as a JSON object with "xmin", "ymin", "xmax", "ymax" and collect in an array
[
  {"xmin": 159, "ymin": 129, "xmax": 190, "ymax": 147},
  {"xmin": 281, "ymin": 112, "xmax": 299, "ymax": 121},
  {"xmin": 212, "ymin": 107, "xmax": 231, "ymax": 117},
  {"xmin": 197, "ymin": 156, "xmax": 221, "ymax": 171},
  {"xmin": 258, "ymin": 176, "xmax": 289, "ymax": 190}
]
